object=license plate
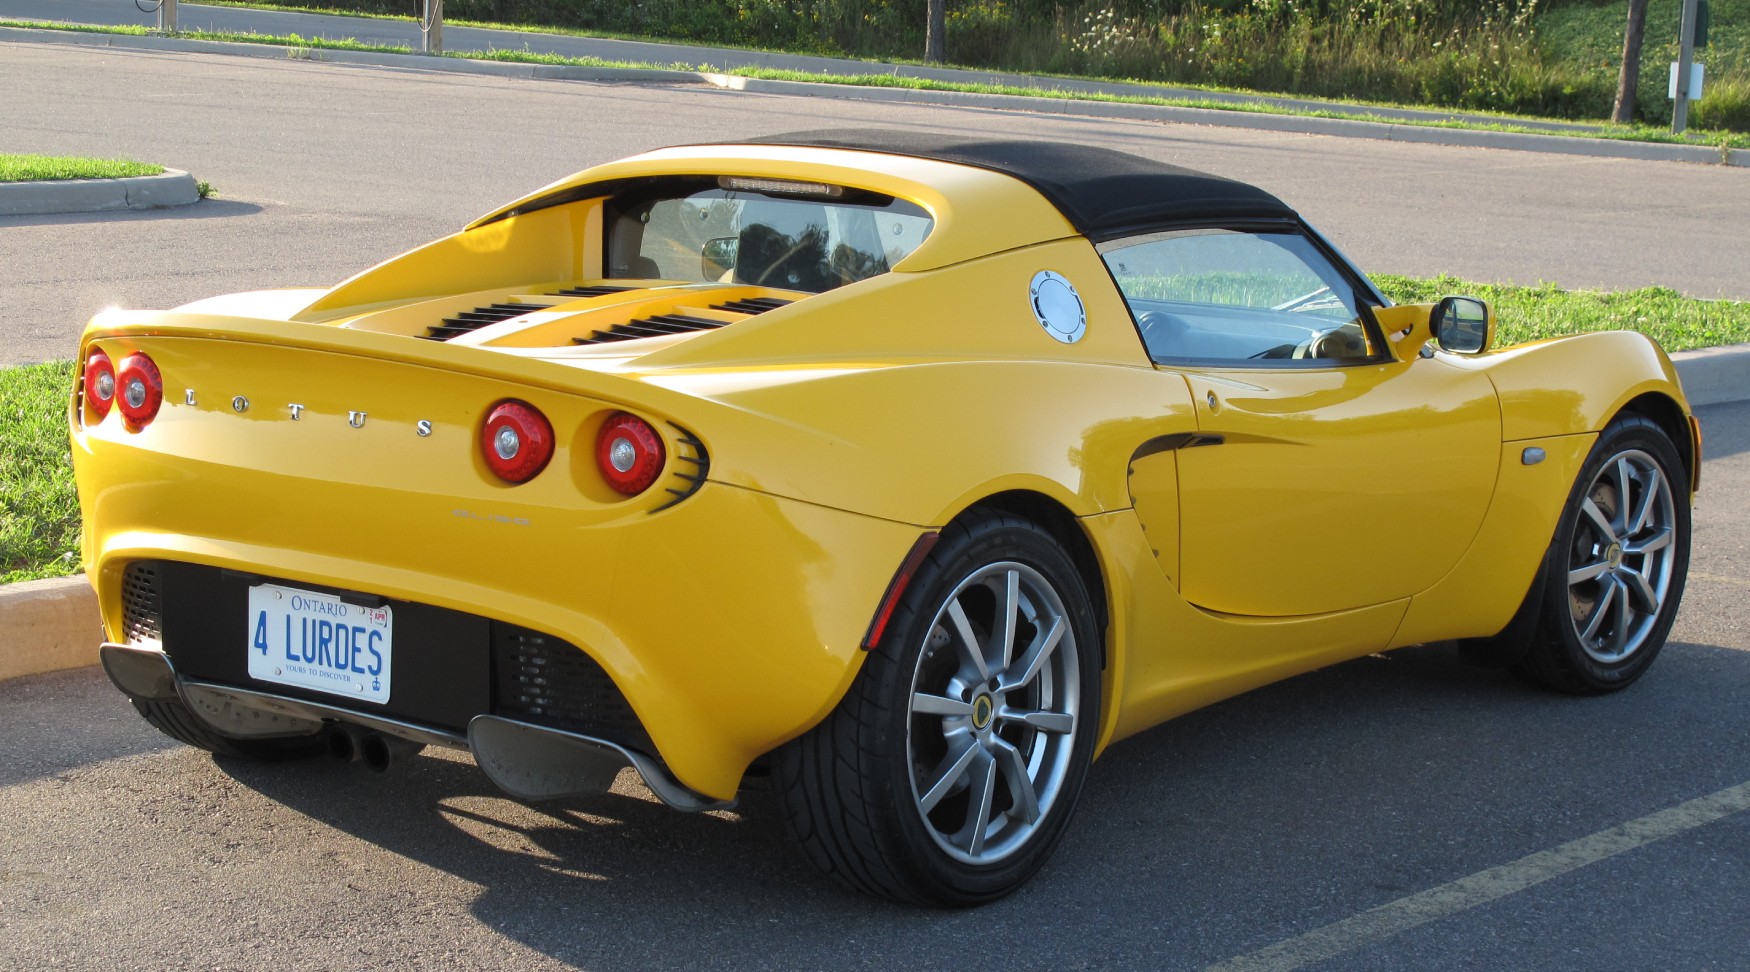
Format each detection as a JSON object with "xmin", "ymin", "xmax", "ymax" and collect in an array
[{"xmin": 246, "ymin": 583, "xmax": 393, "ymax": 705}]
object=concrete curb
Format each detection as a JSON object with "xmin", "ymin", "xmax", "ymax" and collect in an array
[
  {"xmin": 0, "ymin": 167, "xmax": 200, "ymax": 216},
  {"xmin": 2, "ymin": 25, "xmax": 1744, "ymax": 168},
  {"xmin": 0, "ymin": 575, "xmax": 101, "ymax": 682},
  {"xmin": 1, "ymin": 344, "xmax": 1743, "ymax": 684}
]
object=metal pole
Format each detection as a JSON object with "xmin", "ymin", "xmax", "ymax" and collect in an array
[
  {"xmin": 159, "ymin": 0, "xmax": 178, "ymax": 32},
  {"xmin": 421, "ymin": 0, "xmax": 443, "ymax": 55},
  {"xmin": 1673, "ymin": 0, "xmax": 1699, "ymax": 134}
]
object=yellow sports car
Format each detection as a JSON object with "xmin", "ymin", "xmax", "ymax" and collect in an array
[{"xmin": 73, "ymin": 131, "xmax": 1698, "ymax": 905}]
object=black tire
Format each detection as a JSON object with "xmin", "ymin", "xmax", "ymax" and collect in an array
[
  {"xmin": 776, "ymin": 510, "xmax": 1102, "ymax": 906},
  {"xmin": 132, "ymin": 697, "xmax": 328, "ymax": 761},
  {"xmin": 1514, "ymin": 413, "xmax": 1691, "ymax": 694}
]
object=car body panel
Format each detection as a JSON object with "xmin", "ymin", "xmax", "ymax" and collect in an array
[
  {"xmin": 71, "ymin": 139, "xmax": 1698, "ymax": 809},
  {"xmin": 1170, "ymin": 358, "xmax": 1501, "ymax": 617}
]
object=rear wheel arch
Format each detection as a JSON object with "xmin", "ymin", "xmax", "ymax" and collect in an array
[{"xmin": 958, "ymin": 490, "xmax": 1108, "ymax": 671}]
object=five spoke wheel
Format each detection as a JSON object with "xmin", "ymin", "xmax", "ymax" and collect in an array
[
  {"xmin": 1565, "ymin": 449, "xmax": 1678, "ymax": 664},
  {"xmin": 907, "ymin": 563, "xmax": 1080, "ymax": 865},
  {"xmin": 1516, "ymin": 413, "xmax": 1691, "ymax": 695}
]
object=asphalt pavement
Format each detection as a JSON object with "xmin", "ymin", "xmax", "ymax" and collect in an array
[
  {"xmin": 1, "ymin": 36, "xmax": 1747, "ymax": 972},
  {"xmin": 3, "ymin": 41, "xmax": 1749, "ymax": 367},
  {"xmin": 3, "ymin": 398, "xmax": 1746, "ymax": 971}
]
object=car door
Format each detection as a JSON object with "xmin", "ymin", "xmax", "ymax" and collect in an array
[{"xmin": 1106, "ymin": 225, "xmax": 1501, "ymax": 618}]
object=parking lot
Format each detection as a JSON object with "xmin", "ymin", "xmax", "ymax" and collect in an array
[{"xmin": 2, "ymin": 38, "xmax": 1747, "ymax": 971}]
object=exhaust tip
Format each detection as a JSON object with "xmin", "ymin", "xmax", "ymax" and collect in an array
[
  {"xmin": 360, "ymin": 733, "xmax": 393, "ymax": 772},
  {"xmin": 329, "ymin": 726, "xmax": 366, "ymax": 762}
]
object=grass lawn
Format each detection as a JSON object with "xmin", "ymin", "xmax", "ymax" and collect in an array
[
  {"xmin": 0, "ymin": 362, "xmax": 79, "ymax": 585},
  {"xmin": 0, "ymin": 153, "xmax": 164, "ymax": 183},
  {"xmin": 4, "ymin": 277, "xmax": 1745, "ymax": 584}
]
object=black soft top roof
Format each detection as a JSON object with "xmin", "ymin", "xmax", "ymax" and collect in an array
[{"xmin": 743, "ymin": 129, "xmax": 1298, "ymax": 237}]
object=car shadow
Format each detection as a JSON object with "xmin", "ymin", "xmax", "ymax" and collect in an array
[
  {"xmin": 211, "ymin": 637, "xmax": 1750, "ymax": 971},
  {"xmin": 0, "ymin": 667, "xmax": 180, "ymax": 787},
  {"xmin": 0, "ymin": 198, "xmax": 266, "ymax": 226}
]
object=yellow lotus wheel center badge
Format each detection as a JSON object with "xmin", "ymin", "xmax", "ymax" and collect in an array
[
  {"xmin": 1605, "ymin": 543, "xmax": 1624, "ymax": 569},
  {"xmin": 971, "ymin": 694, "xmax": 994, "ymax": 730}
]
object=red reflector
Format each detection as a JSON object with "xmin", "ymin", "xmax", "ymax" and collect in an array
[
  {"xmin": 480, "ymin": 400, "xmax": 554, "ymax": 484},
  {"xmin": 114, "ymin": 352, "xmax": 163, "ymax": 429},
  {"xmin": 862, "ymin": 532, "xmax": 941, "ymax": 650},
  {"xmin": 83, "ymin": 349, "xmax": 116, "ymax": 422},
  {"xmin": 595, "ymin": 412, "xmax": 666, "ymax": 496}
]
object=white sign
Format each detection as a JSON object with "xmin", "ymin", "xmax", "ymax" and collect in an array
[{"xmin": 1669, "ymin": 62, "xmax": 1706, "ymax": 101}]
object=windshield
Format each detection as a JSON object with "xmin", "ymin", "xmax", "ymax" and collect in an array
[{"xmin": 607, "ymin": 182, "xmax": 934, "ymax": 293}]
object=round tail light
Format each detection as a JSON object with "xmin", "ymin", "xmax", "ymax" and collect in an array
[
  {"xmin": 596, "ymin": 412, "xmax": 666, "ymax": 496},
  {"xmin": 480, "ymin": 400, "xmax": 554, "ymax": 484},
  {"xmin": 83, "ymin": 349, "xmax": 116, "ymax": 422},
  {"xmin": 114, "ymin": 352, "xmax": 163, "ymax": 429}
]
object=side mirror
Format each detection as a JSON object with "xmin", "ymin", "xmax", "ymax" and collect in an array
[
  {"xmin": 1433, "ymin": 295, "xmax": 1493, "ymax": 354},
  {"xmin": 1373, "ymin": 303, "xmax": 1437, "ymax": 362},
  {"xmin": 701, "ymin": 237, "xmax": 738, "ymax": 280}
]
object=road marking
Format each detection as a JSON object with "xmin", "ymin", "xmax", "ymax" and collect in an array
[{"xmin": 1205, "ymin": 780, "xmax": 1750, "ymax": 972}]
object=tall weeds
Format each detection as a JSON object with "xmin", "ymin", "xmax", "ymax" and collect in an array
[{"xmin": 248, "ymin": 0, "xmax": 1749, "ymax": 129}]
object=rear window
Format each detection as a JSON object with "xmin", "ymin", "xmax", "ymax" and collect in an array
[{"xmin": 606, "ymin": 180, "xmax": 933, "ymax": 293}]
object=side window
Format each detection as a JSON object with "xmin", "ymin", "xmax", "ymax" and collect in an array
[{"xmin": 1099, "ymin": 228, "xmax": 1377, "ymax": 364}]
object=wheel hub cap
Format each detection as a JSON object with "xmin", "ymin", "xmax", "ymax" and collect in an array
[
  {"xmin": 970, "ymin": 693, "xmax": 995, "ymax": 731},
  {"xmin": 906, "ymin": 562, "xmax": 1081, "ymax": 865},
  {"xmin": 1566, "ymin": 448, "xmax": 1678, "ymax": 665}
]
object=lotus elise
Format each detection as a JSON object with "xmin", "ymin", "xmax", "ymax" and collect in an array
[{"xmin": 74, "ymin": 131, "xmax": 1698, "ymax": 905}]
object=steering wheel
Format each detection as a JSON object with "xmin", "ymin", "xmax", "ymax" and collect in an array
[{"xmin": 1293, "ymin": 325, "xmax": 1368, "ymax": 360}]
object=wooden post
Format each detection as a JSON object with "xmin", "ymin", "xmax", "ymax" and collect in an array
[{"xmin": 159, "ymin": 0, "xmax": 178, "ymax": 32}]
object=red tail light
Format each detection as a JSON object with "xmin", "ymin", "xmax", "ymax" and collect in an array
[
  {"xmin": 481, "ymin": 400, "xmax": 554, "ymax": 484},
  {"xmin": 595, "ymin": 412, "xmax": 665, "ymax": 496},
  {"xmin": 114, "ymin": 353, "xmax": 163, "ymax": 429},
  {"xmin": 83, "ymin": 349, "xmax": 116, "ymax": 422}
]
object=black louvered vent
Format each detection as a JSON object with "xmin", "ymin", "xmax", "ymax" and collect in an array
[
  {"xmin": 710, "ymin": 296, "xmax": 792, "ymax": 315},
  {"xmin": 653, "ymin": 425, "xmax": 710, "ymax": 514},
  {"xmin": 492, "ymin": 624, "xmax": 653, "ymax": 753},
  {"xmin": 548, "ymin": 285, "xmax": 635, "ymax": 299},
  {"xmin": 572, "ymin": 314, "xmax": 729, "ymax": 347},
  {"xmin": 122, "ymin": 562, "xmax": 162, "ymax": 647},
  {"xmin": 423, "ymin": 302, "xmax": 552, "ymax": 341}
]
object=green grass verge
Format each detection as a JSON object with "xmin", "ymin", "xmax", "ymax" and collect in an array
[
  {"xmin": 2, "ymin": 18, "xmax": 1744, "ymax": 150},
  {"xmin": 1373, "ymin": 277, "xmax": 1750, "ymax": 353},
  {"xmin": 0, "ymin": 362, "xmax": 79, "ymax": 585},
  {"xmin": 0, "ymin": 153, "xmax": 163, "ymax": 183},
  {"xmin": 2, "ymin": 277, "xmax": 1744, "ymax": 583}
]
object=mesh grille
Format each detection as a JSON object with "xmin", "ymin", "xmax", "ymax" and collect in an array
[
  {"xmin": 121, "ymin": 562, "xmax": 162, "ymax": 646},
  {"xmin": 492, "ymin": 624, "xmax": 652, "ymax": 753}
]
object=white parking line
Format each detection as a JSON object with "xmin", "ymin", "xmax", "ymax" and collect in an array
[{"xmin": 1205, "ymin": 780, "xmax": 1750, "ymax": 972}]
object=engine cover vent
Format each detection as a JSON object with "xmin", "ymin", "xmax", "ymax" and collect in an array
[
  {"xmin": 572, "ymin": 314, "xmax": 729, "ymax": 346},
  {"xmin": 548, "ymin": 285, "xmax": 635, "ymax": 299},
  {"xmin": 710, "ymin": 297, "xmax": 792, "ymax": 315},
  {"xmin": 423, "ymin": 302, "xmax": 553, "ymax": 341}
]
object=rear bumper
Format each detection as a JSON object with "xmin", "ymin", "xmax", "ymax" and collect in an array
[
  {"xmin": 101, "ymin": 642, "xmax": 729, "ymax": 810},
  {"xmin": 81, "ymin": 482, "xmax": 924, "ymax": 801}
]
